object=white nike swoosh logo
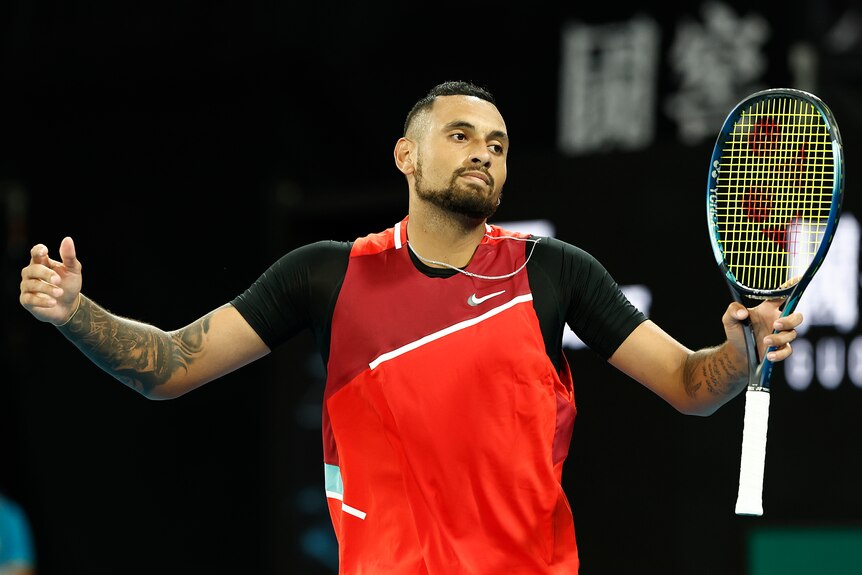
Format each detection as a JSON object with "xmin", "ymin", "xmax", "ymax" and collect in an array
[{"xmin": 467, "ymin": 290, "xmax": 506, "ymax": 306}]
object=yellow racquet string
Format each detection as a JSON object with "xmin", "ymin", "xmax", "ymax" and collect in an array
[{"xmin": 714, "ymin": 97, "xmax": 834, "ymax": 292}]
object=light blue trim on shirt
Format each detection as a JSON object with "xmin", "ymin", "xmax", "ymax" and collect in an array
[{"xmin": 324, "ymin": 463, "xmax": 344, "ymax": 497}]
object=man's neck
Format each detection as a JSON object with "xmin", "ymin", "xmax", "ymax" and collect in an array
[{"xmin": 406, "ymin": 203, "xmax": 486, "ymax": 269}]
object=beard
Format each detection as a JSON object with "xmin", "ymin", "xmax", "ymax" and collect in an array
[{"xmin": 414, "ymin": 161, "xmax": 499, "ymax": 221}]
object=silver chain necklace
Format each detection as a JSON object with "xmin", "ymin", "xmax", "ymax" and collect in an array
[{"xmin": 407, "ymin": 235, "xmax": 542, "ymax": 281}]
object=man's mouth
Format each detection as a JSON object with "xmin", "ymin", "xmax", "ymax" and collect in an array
[{"xmin": 460, "ymin": 171, "xmax": 491, "ymax": 186}]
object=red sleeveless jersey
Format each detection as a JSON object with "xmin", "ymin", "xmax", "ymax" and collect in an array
[{"xmin": 323, "ymin": 217, "xmax": 579, "ymax": 574}]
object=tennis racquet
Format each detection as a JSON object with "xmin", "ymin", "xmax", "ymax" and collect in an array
[{"xmin": 705, "ymin": 88, "xmax": 845, "ymax": 516}]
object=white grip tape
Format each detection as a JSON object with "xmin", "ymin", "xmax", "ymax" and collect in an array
[{"xmin": 735, "ymin": 389, "xmax": 771, "ymax": 516}]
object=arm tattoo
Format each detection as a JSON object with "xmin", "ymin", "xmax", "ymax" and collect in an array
[
  {"xmin": 683, "ymin": 344, "xmax": 747, "ymax": 400},
  {"xmin": 57, "ymin": 295, "xmax": 212, "ymax": 396}
]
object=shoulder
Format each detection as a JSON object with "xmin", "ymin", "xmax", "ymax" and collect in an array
[
  {"xmin": 281, "ymin": 239, "xmax": 352, "ymax": 260},
  {"xmin": 529, "ymin": 235, "xmax": 603, "ymax": 272},
  {"xmin": 270, "ymin": 240, "xmax": 352, "ymax": 272},
  {"xmin": 238, "ymin": 240, "xmax": 351, "ymax": 300}
]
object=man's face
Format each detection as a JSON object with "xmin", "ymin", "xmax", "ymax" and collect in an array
[{"xmin": 410, "ymin": 95, "xmax": 509, "ymax": 220}]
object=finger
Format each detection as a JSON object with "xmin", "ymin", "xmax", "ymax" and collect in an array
[
  {"xmin": 27, "ymin": 242, "xmax": 62, "ymax": 278},
  {"xmin": 20, "ymin": 291, "xmax": 60, "ymax": 309},
  {"xmin": 764, "ymin": 329, "xmax": 797, "ymax": 348},
  {"xmin": 20, "ymin": 276, "xmax": 64, "ymax": 298},
  {"xmin": 766, "ymin": 341, "xmax": 792, "ymax": 362},
  {"xmin": 773, "ymin": 311, "xmax": 804, "ymax": 331},
  {"xmin": 22, "ymin": 255, "xmax": 61, "ymax": 284},
  {"xmin": 30, "ymin": 244, "xmax": 49, "ymax": 266}
]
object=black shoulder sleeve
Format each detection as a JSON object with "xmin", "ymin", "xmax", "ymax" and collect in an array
[
  {"xmin": 230, "ymin": 240, "xmax": 350, "ymax": 357},
  {"xmin": 527, "ymin": 236, "xmax": 647, "ymax": 361}
]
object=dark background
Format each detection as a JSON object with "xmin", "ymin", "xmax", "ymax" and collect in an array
[{"xmin": 2, "ymin": 1, "xmax": 860, "ymax": 573}]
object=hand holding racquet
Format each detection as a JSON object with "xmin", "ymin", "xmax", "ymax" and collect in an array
[{"xmin": 705, "ymin": 88, "xmax": 845, "ymax": 516}]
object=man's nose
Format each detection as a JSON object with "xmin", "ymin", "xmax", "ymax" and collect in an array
[{"xmin": 469, "ymin": 145, "xmax": 492, "ymax": 167}]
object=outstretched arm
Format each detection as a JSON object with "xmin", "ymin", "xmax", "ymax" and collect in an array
[
  {"xmin": 609, "ymin": 300, "xmax": 802, "ymax": 416},
  {"xmin": 20, "ymin": 237, "xmax": 269, "ymax": 399}
]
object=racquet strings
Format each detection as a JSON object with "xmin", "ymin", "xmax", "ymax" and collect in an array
[{"xmin": 713, "ymin": 96, "xmax": 835, "ymax": 293}]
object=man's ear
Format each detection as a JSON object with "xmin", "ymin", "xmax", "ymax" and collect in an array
[{"xmin": 394, "ymin": 137, "xmax": 415, "ymax": 175}]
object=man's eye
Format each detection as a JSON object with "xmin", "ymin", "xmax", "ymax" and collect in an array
[
  {"xmin": 451, "ymin": 133, "xmax": 466, "ymax": 141},
  {"xmin": 490, "ymin": 145, "xmax": 504, "ymax": 154}
]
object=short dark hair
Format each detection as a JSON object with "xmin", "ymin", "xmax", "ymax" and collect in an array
[{"xmin": 403, "ymin": 81, "xmax": 497, "ymax": 136}]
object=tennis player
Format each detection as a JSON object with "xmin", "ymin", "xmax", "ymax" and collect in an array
[{"xmin": 19, "ymin": 81, "xmax": 802, "ymax": 574}]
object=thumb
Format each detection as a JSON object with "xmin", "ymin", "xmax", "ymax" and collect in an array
[
  {"xmin": 724, "ymin": 302, "xmax": 749, "ymax": 328},
  {"xmin": 57, "ymin": 236, "xmax": 81, "ymax": 273}
]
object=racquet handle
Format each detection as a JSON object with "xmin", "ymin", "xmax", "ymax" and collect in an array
[{"xmin": 735, "ymin": 389, "xmax": 771, "ymax": 516}]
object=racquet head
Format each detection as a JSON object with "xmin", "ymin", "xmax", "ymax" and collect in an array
[{"xmin": 706, "ymin": 88, "xmax": 844, "ymax": 309}]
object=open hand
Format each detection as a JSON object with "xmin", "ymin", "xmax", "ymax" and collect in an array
[{"xmin": 20, "ymin": 236, "xmax": 83, "ymax": 325}]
